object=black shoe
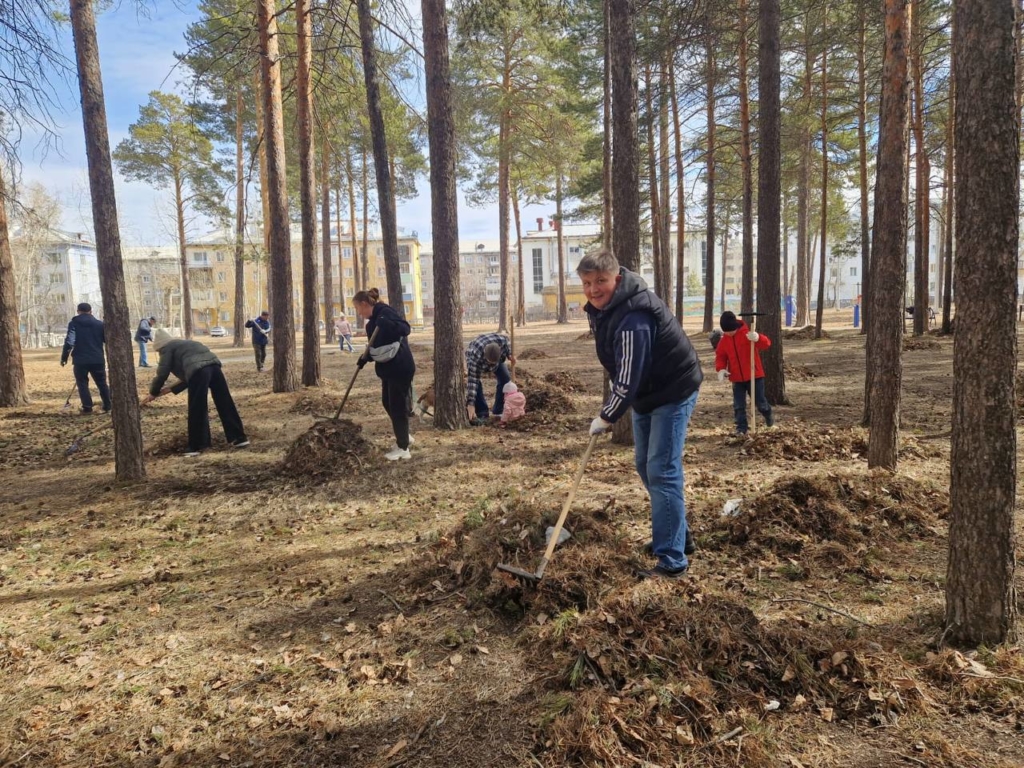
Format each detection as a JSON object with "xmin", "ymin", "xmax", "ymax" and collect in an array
[
  {"xmin": 79, "ymin": 407, "xmax": 93, "ymax": 415},
  {"xmin": 764, "ymin": 412, "xmax": 775, "ymax": 427},
  {"xmin": 230, "ymin": 438, "xmax": 250, "ymax": 448},
  {"xmin": 643, "ymin": 531, "xmax": 696, "ymax": 557},
  {"xmin": 638, "ymin": 564, "xmax": 689, "ymax": 580}
]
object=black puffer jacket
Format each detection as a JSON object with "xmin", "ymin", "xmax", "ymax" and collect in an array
[
  {"xmin": 585, "ymin": 268, "xmax": 703, "ymax": 414},
  {"xmin": 365, "ymin": 302, "xmax": 415, "ymax": 381}
]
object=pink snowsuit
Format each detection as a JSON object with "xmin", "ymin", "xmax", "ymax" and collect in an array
[{"xmin": 501, "ymin": 381, "xmax": 527, "ymax": 423}]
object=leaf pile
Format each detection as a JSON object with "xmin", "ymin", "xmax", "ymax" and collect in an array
[
  {"xmin": 543, "ymin": 371, "xmax": 586, "ymax": 393},
  {"xmin": 783, "ymin": 326, "xmax": 830, "ymax": 341},
  {"xmin": 720, "ymin": 472, "xmax": 944, "ymax": 573},
  {"xmin": 517, "ymin": 347, "xmax": 550, "ymax": 360},
  {"xmin": 737, "ymin": 423, "xmax": 868, "ymax": 461},
  {"xmin": 526, "ymin": 383, "xmax": 574, "ymax": 414},
  {"xmin": 783, "ymin": 362, "xmax": 817, "ymax": 381},
  {"xmin": 280, "ymin": 418, "xmax": 377, "ymax": 481},
  {"xmin": 904, "ymin": 336, "xmax": 941, "ymax": 351}
]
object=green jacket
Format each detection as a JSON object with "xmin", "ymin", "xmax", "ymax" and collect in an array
[{"xmin": 150, "ymin": 339, "xmax": 221, "ymax": 396}]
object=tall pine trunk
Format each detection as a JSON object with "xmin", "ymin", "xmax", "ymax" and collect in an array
[
  {"xmin": 173, "ymin": 174, "xmax": 193, "ymax": 337},
  {"xmin": 658, "ymin": 56, "xmax": 672, "ymax": 305},
  {"xmin": 646, "ymin": 65, "xmax": 663, "ymax": 297},
  {"xmin": 335, "ymin": 182, "xmax": 347, "ymax": 316},
  {"xmin": 556, "ymin": 174, "xmax": 568, "ymax": 323},
  {"xmin": 858, "ymin": 4, "xmax": 870, "ymax": 336},
  {"xmin": 258, "ymin": 0, "xmax": 297, "ymax": 392},
  {"xmin": 233, "ymin": 89, "xmax": 246, "ymax": 347},
  {"xmin": 512, "ymin": 181, "xmax": 526, "ymax": 325},
  {"xmin": 720, "ymin": 222, "xmax": 729, "ymax": 312},
  {"xmin": 865, "ymin": 0, "xmax": 910, "ymax": 469},
  {"xmin": 796, "ymin": 22, "xmax": 812, "ymax": 328},
  {"xmin": 421, "ymin": 0, "xmax": 468, "ymax": 429},
  {"xmin": 357, "ymin": 0, "xmax": 403, "ymax": 318},
  {"xmin": 739, "ymin": 0, "xmax": 754, "ymax": 314},
  {"xmin": 670, "ymin": 58, "xmax": 686, "ymax": 323},
  {"xmin": 255, "ymin": 71, "xmax": 272, "ymax": 321},
  {"xmin": 69, "ymin": 0, "xmax": 145, "ymax": 480},
  {"xmin": 602, "ymin": 0, "xmax": 613, "ymax": 248},
  {"xmin": 610, "ymin": 0, "xmax": 639, "ymax": 445},
  {"xmin": 912, "ymin": 2, "xmax": 929, "ymax": 336},
  {"xmin": 942, "ymin": 66, "xmax": 955, "ymax": 334},
  {"xmin": 346, "ymin": 148, "xmax": 362, "ymax": 300},
  {"xmin": 757, "ymin": 0, "xmax": 786, "ymax": 405},
  {"xmin": 321, "ymin": 143, "xmax": 335, "ymax": 344},
  {"xmin": 814, "ymin": 30, "xmax": 829, "ymax": 339},
  {"xmin": 0, "ymin": 161, "xmax": 28, "ymax": 406},
  {"xmin": 497, "ymin": 51, "xmax": 512, "ymax": 332},
  {"xmin": 945, "ymin": 0, "xmax": 1019, "ymax": 647},
  {"xmin": 361, "ymin": 150, "xmax": 370, "ymax": 293},
  {"xmin": 703, "ymin": 28, "xmax": 717, "ymax": 333},
  {"xmin": 297, "ymin": 0, "xmax": 320, "ymax": 386}
]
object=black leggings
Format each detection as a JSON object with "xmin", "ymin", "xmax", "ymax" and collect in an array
[
  {"xmin": 187, "ymin": 364, "xmax": 247, "ymax": 451},
  {"xmin": 381, "ymin": 377, "xmax": 412, "ymax": 450}
]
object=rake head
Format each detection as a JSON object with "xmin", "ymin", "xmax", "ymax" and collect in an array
[
  {"xmin": 65, "ymin": 439, "xmax": 83, "ymax": 456},
  {"xmin": 496, "ymin": 562, "xmax": 540, "ymax": 585}
]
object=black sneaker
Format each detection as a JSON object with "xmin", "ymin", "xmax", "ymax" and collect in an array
[
  {"xmin": 80, "ymin": 407, "xmax": 93, "ymax": 415},
  {"xmin": 230, "ymin": 438, "xmax": 251, "ymax": 448},
  {"xmin": 638, "ymin": 564, "xmax": 689, "ymax": 580},
  {"xmin": 764, "ymin": 411, "xmax": 775, "ymax": 428},
  {"xmin": 642, "ymin": 530, "xmax": 696, "ymax": 557}
]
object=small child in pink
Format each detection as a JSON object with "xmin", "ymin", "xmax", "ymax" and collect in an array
[{"xmin": 500, "ymin": 381, "xmax": 527, "ymax": 426}]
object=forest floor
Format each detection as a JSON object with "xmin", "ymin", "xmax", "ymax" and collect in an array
[{"xmin": 1, "ymin": 314, "xmax": 1022, "ymax": 768}]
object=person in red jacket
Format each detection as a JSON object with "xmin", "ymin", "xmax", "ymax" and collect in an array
[{"xmin": 714, "ymin": 311, "xmax": 774, "ymax": 434}]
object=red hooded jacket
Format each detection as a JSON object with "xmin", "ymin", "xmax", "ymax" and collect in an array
[{"xmin": 714, "ymin": 320, "xmax": 771, "ymax": 383}]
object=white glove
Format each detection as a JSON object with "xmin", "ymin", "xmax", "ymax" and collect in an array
[
  {"xmin": 746, "ymin": 331, "xmax": 759, "ymax": 343},
  {"xmin": 590, "ymin": 416, "xmax": 612, "ymax": 436},
  {"xmin": 717, "ymin": 369, "xmax": 728, "ymax": 382}
]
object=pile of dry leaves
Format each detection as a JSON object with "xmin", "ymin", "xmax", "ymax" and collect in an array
[
  {"xmin": 783, "ymin": 326, "xmax": 830, "ymax": 341},
  {"xmin": 737, "ymin": 423, "xmax": 868, "ymax": 461},
  {"xmin": 280, "ymin": 418, "xmax": 377, "ymax": 481}
]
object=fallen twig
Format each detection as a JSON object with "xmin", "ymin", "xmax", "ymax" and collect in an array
[
  {"xmin": 714, "ymin": 726, "xmax": 744, "ymax": 744},
  {"xmin": 771, "ymin": 597, "xmax": 875, "ymax": 627},
  {"xmin": 378, "ymin": 589, "xmax": 403, "ymax": 613}
]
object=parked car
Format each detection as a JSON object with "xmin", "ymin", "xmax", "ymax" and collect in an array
[{"xmin": 210, "ymin": 326, "xmax": 227, "ymax": 337}]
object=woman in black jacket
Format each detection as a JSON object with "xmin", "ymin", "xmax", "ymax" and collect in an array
[{"xmin": 353, "ymin": 289, "xmax": 416, "ymax": 460}]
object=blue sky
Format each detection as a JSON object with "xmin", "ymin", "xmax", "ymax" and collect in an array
[{"xmin": 17, "ymin": 1, "xmax": 551, "ymax": 249}]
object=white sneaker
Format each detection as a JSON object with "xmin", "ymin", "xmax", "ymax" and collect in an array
[
  {"xmin": 390, "ymin": 436, "xmax": 415, "ymax": 452},
  {"xmin": 385, "ymin": 447, "xmax": 411, "ymax": 461}
]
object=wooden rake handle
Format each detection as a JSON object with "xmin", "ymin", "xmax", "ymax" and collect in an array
[
  {"xmin": 535, "ymin": 433, "xmax": 600, "ymax": 579},
  {"xmin": 332, "ymin": 327, "xmax": 379, "ymax": 422}
]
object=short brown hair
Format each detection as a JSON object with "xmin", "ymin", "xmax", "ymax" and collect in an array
[
  {"xmin": 576, "ymin": 248, "xmax": 619, "ymax": 277},
  {"xmin": 353, "ymin": 287, "xmax": 381, "ymax": 305},
  {"xmin": 484, "ymin": 343, "xmax": 501, "ymax": 364}
]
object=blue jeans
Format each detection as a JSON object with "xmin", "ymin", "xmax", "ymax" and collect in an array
[
  {"xmin": 632, "ymin": 391, "xmax": 698, "ymax": 571},
  {"xmin": 137, "ymin": 340, "xmax": 148, "ymax": 366},
  {"xmin": 473, "ymin": 361, "xmax": 511, "ymax": 418},
  {"xmin": 339, "ymin": 334, "xmax": 354, "ymax": 352},
  {"xmin": 732, "ymin": 379, "xmax": 773, "ymax": 433}
]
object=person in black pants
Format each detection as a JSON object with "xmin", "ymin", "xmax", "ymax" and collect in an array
[
  {"xmin": 353, "ymin": 288, "xmax": 415, "ymax": 461},
  {"xmin": 60, "ymin": 302, "xmax": 111, "ymax": 414},
  {"xmin": 142, "ymin": 330, "xmax": 249, "ymax": 457}
]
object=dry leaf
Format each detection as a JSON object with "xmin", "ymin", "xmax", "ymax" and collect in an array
[
  {"xmin": 831, "ymin": 651, "xmax": 849, "ymax": 667},
  {"xmin": 384, "ymin": 739, "xmax": 409, "ymax": 759},
  {"xmin": 449, "ymin": 654, "xmax": 463, "ymax": 666},
  {"xmin": 148, "ymin": 604, "xmax": 161, "ymax": 614},
  {"xmin": 781, "ymin": 665, "xmax": 796, "ymax": 683},
  {"xmin": 820, "ymin": 707, "xmax": 834, "ymax": 723}
]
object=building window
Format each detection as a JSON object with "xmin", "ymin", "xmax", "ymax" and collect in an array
[
  {"xmin": 345, "ymin": 268, "xmax": 353, "ymax": 277},
  {"xmin": 217, "ymin": 272, "xmax": 226, "ymax": 282},
  {"xmin": 378, "ymin": 267, "xmax": 385, "ymax": 277},
  {"xmin": 142, "ymin": 275, "xmax": 151, "ymax": 283},
  {"xmin": 221, "ymin": 311, "xmax": 230, "ymax": 321},
  {"xmin": 343, "ymin": 247, "xmax": 352, "ymax": 259},
  {"xmin": 216, "ymin": 252, "xmax": 225, "ymax": 262},
  {"xmin": 400, "ymin": 262, "xmax": 411, "ymax": 274},
  {"xmin": 850, "ymin": 266, "xmax": 858, "ymax": 277},
  {"xmin": 830, "ymin": 268, "xmax": 839, "ymax": 278},
  {"xmin": 532, "ymin": 248, "xmax": 543, "ymax": 293},
  {"xmin": 219, "ymin": 292, "xmax": 228, "ymax": 302},
  {"xmin": 399, "ymin": 245, "xmax": 410, "ymax": 259},
  {"xmin": 50, "ymin": 273, "xmax": 66, "ymax": 284}
]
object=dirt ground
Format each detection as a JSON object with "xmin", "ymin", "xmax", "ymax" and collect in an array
[{"xmin": 1, "ymin": 314, "xmax": 1022, "ymax": 768}]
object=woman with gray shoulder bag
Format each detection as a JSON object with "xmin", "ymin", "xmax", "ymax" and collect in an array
[{"xmin": 353, "ymin": 288, "xmax": 416, "ymax": 461}]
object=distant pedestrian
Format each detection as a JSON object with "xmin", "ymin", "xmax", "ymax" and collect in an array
[
  {"xmin": 142, "ymin": 330, "xmax": 249, "ymax": 457},
  {"xmin": 134, "ymin": 316, "xmax": 156, "ymax": 367},
  {"xmin": 353, "ymin": 288, "xmax": 416, "ymax": 461},
  {"xmin": 335, "ymin": 314, "xmax": 354, "ymax": 352},
  {"xmin": 60, "ymin": 302, "xmax": 111, "ymax": 414},
  {"xmin": 465, "ymin": 332, "xmax": 516, "ymax": 424},
  {"xmin": 244, "ymin": 311, "xmax": 271, "ymax": 371}
]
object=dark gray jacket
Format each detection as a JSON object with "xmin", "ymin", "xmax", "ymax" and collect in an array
[
  {"xmin": 150, "ymin": 339, "xmax": 221, "ymax": 396},
  {"xmin": 134, "ymin": 319, "xmax": 153, "ymax": 343},
  {"xmin": 61, "ymin": 314, "xmax": 106, "ymax": 366}
]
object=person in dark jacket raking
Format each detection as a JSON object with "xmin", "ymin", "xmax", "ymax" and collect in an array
[
  {"xmin": 581, "ymin": 249, "xmax": 703, "ymax": 579},
  {"xmin": 134, "ymin": 316, "xmax": 156, "ymax": 368},
  {"xmin": 141, "ymin": 329, "xmax": 249, "ymax": 457},
  {"xmin": 353, "ymin": 288, "xmax": 416, "ymax": 461},
  {"xmin": 244, "ymin": 311, "xmax": 271, "ymax": 371},
  {"xmin": 60, "ymin": 302, "xmax": 111, "ymax": 414}
]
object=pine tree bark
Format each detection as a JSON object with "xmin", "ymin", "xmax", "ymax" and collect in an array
[
  {"xmin": 297, "ymin": 0, "xmax": 320, "ymax": 386},
  {"xmin": 720, "ymin": 223, "xmax": 729, "ymax": 312},
  {"xmin": 670, "ymin": 57, "xmax": 686, "ymax": 323},
  {"xmin": 646, "ymin": 65, "xmax": 663, "ymax": 298},
  {"xmin": 703, "ymin": 26, "xmax": 717, "ymax": 334},
  {"xmin": 258, "ymin": 0, "xmax": 297, "ymax": 392},
  {"xmin": 512, "ymin": 183, "xmax": 526, "ymax": 326},
  {"xmin": 497, "ymin": 52, "xmax": 512, "ymax": 332},
  {"xmin": 346, "ymin": 148, "xmax": 362, "ymax": 299},
  {"xmin": 335, "ymin": 181, "xmax": 347, "ymax": 316},
  {"xmin": 942, "ymin": 66, "xmax": 955, "ymax": 335},
  {"xmin": 609, "ymin": 0, "xmax": 639, "ymax": 445},
  {"xmin": 0, "ymin": 161, "xmax": 28, "ymax": 406},
  {"xmin": 866, "ymin": 0, "xmax": 911, "ymax": 469},
  {"xmin": 602, "ymin": 0, "xmax": 613, "ymax": 249},
  {"xmin": 945, "ymin": 0, "xmax": 1019, "ymax": 647},
  {"xmin": 321, "ymin": 142, "xmax": 335, "ymax": 344},
  {"xmin": 173, "ymin": 174, "xmax": 193, "ymax": 338},
  {"xmin": 796, "ymin": 22, "xmax": 812, "ymax": 328},
  {"xmin": 556, "ymin": 174, "xmax": 568, "ymax": 323},
  {"xmin": 912, "ymin": 1, "xmax": 929, "ymax": 336},
  {"xmin": 815, "ymin": 30, "xmax": 829, "ymax": 339},
  {"xmin": 422, "ymin": 0, "xmax": 468, "ymax": 430},
  {"xmin": 658, "ymin": 56, "xmax": 672, "ymax": 306},
  {"xmin": 757, "ymin": 0, "xmax": 787, "ymax": 405},
  {"xmin": 69, "ymin": 0, "xmax": 145, "ymax": 480},
  {"xmin": 738, "ymin": 0, "xmax": 754, "ymax": 314},
  {"xmin": 858, "ymin": 3, "xmax": 871, "ymax": 336},
  {"xmin": 357, "ymin": 0, "xmax": 403, "ymax": 319},
  {"xmin": 255, "ymin": 71, "xmax": 273, "ymax": 320},
  {"xmin": 361, "ymin": 149, "xmax": 370, "ymax": 294},
  {"xmin": 233, "ymin": 89, "xmax": 246, "ymax": 347}
]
